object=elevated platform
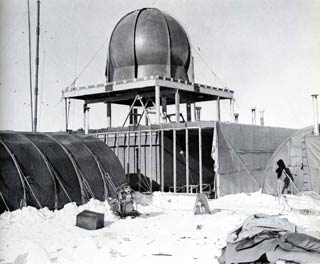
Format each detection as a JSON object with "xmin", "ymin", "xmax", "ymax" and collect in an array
[{"xmin": 62, "ymin": 75, "xmax": 234, "ymax": 105}]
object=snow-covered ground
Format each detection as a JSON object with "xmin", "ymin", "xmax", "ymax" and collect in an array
[{"xmin": 0, "ymin": 191, "xmax": 320, "ymax": 264}]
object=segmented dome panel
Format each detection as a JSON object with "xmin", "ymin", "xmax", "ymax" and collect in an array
[{"xmin": 106, "ymin": 8, "xmax": 190, "ymax": 82}]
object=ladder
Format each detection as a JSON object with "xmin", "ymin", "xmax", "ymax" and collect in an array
[{"xmin": 300, "ymin": 137, "xmax": 312, "ymax": 191}]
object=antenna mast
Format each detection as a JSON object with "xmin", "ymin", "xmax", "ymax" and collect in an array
[
  {"xmin": 33, "ymin": 0, "xmax": 40, "ymax": 132},
  {"xmin": 27, "ymin": 0, "xmax": 34, "ymax": 131}
]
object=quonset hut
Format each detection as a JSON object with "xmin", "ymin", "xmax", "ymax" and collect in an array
[
  {"xmin": 0, "ymin": 132, "xmax": 126, "ymax": 213},
  {"xmin": 62, "ymin": 8, "xmax": 301, "ymax": 197}
]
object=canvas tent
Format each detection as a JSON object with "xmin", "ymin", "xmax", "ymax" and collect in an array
[
  {"xmin": 100, "ymin": 122, "xmax": 296, "ymax": 196},
  {"xmin": 0, "ymin": 131, "xmax": 126, "ymax": 213},
  {"xmin": 213, "ymin": 122, "xmax": 297, "ymax": 197},
  {"xmin": 263, "ymin": 126, "xmax": 320, "ymax": 195}
]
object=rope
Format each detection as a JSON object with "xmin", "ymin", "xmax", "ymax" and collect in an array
[
  {"xmin": 191, "ymin": 45, "xmax": 227, "ymax": 88},
  {"xmin": 67, "ymin": 38, "xmax": 109, "ymax": 88},
  {"xmin": 0, "ymin": 191, "xmax": 10, "ymax": 212}
]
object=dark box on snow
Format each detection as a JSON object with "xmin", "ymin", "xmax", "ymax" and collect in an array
[{"xmin": 76, "ymin": 210, "xmax": 104, "ymax": 230}]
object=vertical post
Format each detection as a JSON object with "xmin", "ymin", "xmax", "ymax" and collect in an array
[
  {"xmin": 251, "ymin": 107, "xmax": 257, "ymax": 125},
  {"xmin": 217, "ymin": 97, "xmax": 221, "ymax": 122},
  {"xmin": 259, "ymin": 110, "xmax": 265, "ymax": 126},
  {"xmin": 126, "ymin": 132, "xmax": 130, "ymax": 174},
  {"xmin": 161, "ymin": 129, "xmax": 164, "ymax": 192},
  {"xmin": 116, "ymin": 131, "xmax": 119, "ymax": 157},
  {"xmin": 175, "ymin": 89, "xmax": 180, "ymax": 123},
  {"xmin": 27, "ymin": 0, "xmax": 34, "ymax": 132},
  {"xmin": 234, "ymin": 113, "xmax": 239, "ymax": 123},
  {"xmin": 185, "ymin": 128, "xmax": 189, "ymax": 193},
  {"xmin": 106, "ymin": 102, "xmax": 111, "ymax": 128},
  {"xmin": 33, "ymin": 0, "xmax": 41, "ymax": 132},
  {"xmin": 198, "ymin": 127, "xmax": 203, "ymax": 193},
  {"xmin": 312, "ymin": 94, "xmax": 319, "ymax": 135},
  {"xmin": 155, "ymin": 85, "xmax": 161, "ymax": 124},
  {"xmin": 193, "ymin": 103, "xmax": 197, "ymax": 121},
  {"xmin": 214, "ymin": 123, "xmax": 220, "ymax": 198},
  {"xmin": 173, "ymin": 129, "xmax": 177, "ymax": 193},
  {"xmin": 83, "ymin": 103, "xmax": 90, "ymax": 134},
  {"xmin": 138, "ymin": 130, "xmax": 142, "ymax": 192},
  {"xmin": 149, "ymin": 131, "xmax": 152, "ymax": 192},
  {"xmin": 162, "ymin": 97, "xmax": 167, "ymax": 122},
  {"xmin": 64, "ymin": 98, "xmax": 68, "ymax": 132},
  {"xmin": 186, "ymin": 101, "xmax": 192, "ymax": 122},
  {"xmin": 195, "ymin": 106, "xmax": 201, "ymax": 121},
  {"xmin": 230, "ymin": 98, "xmax": 234, "ymax": 122}
]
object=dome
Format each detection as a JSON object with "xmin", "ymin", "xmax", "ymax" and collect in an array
[{"xmin": 106, "ymin": 8, "xmax": 191, "ymax": 82}]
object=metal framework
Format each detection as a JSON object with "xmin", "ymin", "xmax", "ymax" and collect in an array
[{"xmin": 62, "ymin": 76, "xmax": 233, "ymax": 194}]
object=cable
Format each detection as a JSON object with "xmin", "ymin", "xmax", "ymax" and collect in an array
[
  {"xmin": 191, "ymin": 44, "xmax": 227, "ymax": 88},
  {"xmin": 67, "ymin": 38, "xmax": 109, "ymax": 88}
]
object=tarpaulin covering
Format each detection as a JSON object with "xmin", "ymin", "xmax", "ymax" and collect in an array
[
  {"xmin": 214, "ymin": 123, "xmax": 296, "ymax": 197},
  {"xmin": 263, "ymin": 126, "xmax": 320, "ymax": 195},
  {"xmin": 163, "ymin": 129, "xmax": 215, "ymax": 191},
  {"xmin": 0, "ymin": 131, "xmax": 126, "ymax": 213},
  {"xmin": 219, "ymin": 214, "xmax": 320, "ymax": 264}
]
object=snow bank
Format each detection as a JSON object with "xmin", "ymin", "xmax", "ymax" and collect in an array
[{"xmin": 0, "ymin": 192, "xmax": 319, "ymax": 264}]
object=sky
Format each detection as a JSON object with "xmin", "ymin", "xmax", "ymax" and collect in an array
[{"xmin": 0, "ymin": 0, "xmax": 320, "ymax": 132}]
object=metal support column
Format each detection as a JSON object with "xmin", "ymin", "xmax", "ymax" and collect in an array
[
  {"xmin": 198, "ymin": 127, "xmax": 203, "ymax": 193},
  {"xmin": 138, "ymin": 130, "xmax": 142, "ymax": 192},
  {"xmin": 230, "ymin": 98, "xmax": 234, "ymax": 123},
  {"xmin": 175, "ymin": 89, "xmax": 180, "ymax": 123},
  {"xmin": 149, "ymin": 131, "xmax": 152, "ymax": 192},
  {"xmin": 106, "ymin": 102, "xmax": 111, "ymax": 128},
  {"xmin": 64, "ymin": 98, "xmax": 68, "ymax": 132},
  {"xmin": 126, "ymin": 132, "xmax": 130, "ymax": 174},
  {"xmin": 217, "ymin": 97, "xmax": 221, "ymax": 122},
  {"xmin": 155, "ymin": 85, "xmax": 161, "ymax": 124},
  {"xmin": 173, "ymin": 129, "xmax": 177, "ymax": 192},
  {"xmin": 161, "ymin": 129, "xmax": 164, "ymax": 192},
  {"xmin": 185, "ymin": 128, "xmax": 189, "ymax": 193},
  {"xmin": 162, "ymin": 97, "xmax": 167, "ymax": 122},
  {"xmin": 83, "ymin": 103, "xmax": 90, "ymax": 135},
  {"xmin": 186, "ymin": 101, "xmax": 192, "ymax": 122}
]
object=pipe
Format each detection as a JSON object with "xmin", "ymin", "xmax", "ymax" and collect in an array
[
  {"xmin": 195, "ymin": 106, "xmax": 201, "ymax": 121},
  {"xmin": 312, "ymin": 94, "xmax": 319, "ymax": 136},
  {"xmin": 234, "ymin": 113, "xmax": 239, "ymax": 123},
  {"xmin": 259, "ymin": 110, "xmax": 264, "ymax": 126},
  {"xmin": 251, "ymin": 107, "xmax": 256, "ymax": 125}
]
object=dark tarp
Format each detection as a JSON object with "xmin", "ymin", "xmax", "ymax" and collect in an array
[
  {"xmin": 163, "ymin": 129, "xmax": 214, "ymax": 191},
  {"xmin": 213, "ymin": 123, "xmax": 297, "ymax": 197},
  {"xmin": 263, "ymin": 126, "xmax": 320, "ymax": 195},
  {"xmin": 0, "ymin": 131, "xmax": 126, "ymax": 213}
]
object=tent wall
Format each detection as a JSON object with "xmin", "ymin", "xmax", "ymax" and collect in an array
[
  {"xmin": 215, "ymin": 123, "xmax": 297, "ymax": 197},
  {"xmin": 263, "ymin": 127, "xmax": 320, "ymax": 195},
  {"xmin": 0, "ymin": 131, "xmax": 126, "ymax": 213}
]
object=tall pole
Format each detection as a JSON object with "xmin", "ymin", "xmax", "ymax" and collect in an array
[
  {"xmin": 33, "ymin": 0, "xmax": 40, "ymax": 132},
  {"xmin": 27, "ymin": 0, "xmax": 34, "ymax": 131}
]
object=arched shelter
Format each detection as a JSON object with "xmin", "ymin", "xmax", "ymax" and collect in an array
[
  {"xmin": 0, "ymin": 131, "xmax": 126, "ymax": 213},
  {"xmin": 263, "ymin": 126, "xmax": 320, "ymax": 195}
]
